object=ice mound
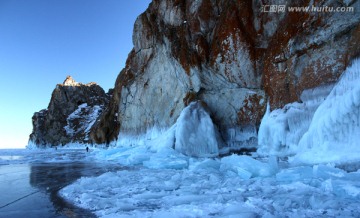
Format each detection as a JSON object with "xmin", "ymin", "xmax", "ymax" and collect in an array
[
  {"xmin": 221, "ymin": 155, "xmax": 278, "ymax": 179},
  {"xmin": 143, "ymin": 148, "xmax": 189, "ymax": 170},
  {"xmin": 95, "ymin": 146, "xmax": 152, "ymax": 166},
  {"xmin": 293, "ymin": 59, "xmax": 360, "ymax": 164},
  {"xmin": 174, "ymin": 101, "xmax": 221, "ymax": 157},
  {"xmin": 276, "ymin": 164, "xmax": 360, "ymax": 199}
]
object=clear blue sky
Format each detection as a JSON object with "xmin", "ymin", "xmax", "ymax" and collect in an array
[{"xmin": 0, "ymin": 0, "xmax": 152, "ymax": 148}]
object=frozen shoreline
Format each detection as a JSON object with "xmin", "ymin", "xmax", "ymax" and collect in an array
[{"xmin": 1, "ymin": 146, "xmax": 360, "ymax": 218}]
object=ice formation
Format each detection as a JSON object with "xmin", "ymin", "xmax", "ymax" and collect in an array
[
  {"xmin": 2, "ymin": 145, "xmax": 359, "ymax": 217},
  {"xmin": 174, "ymin": 101, "xmax": 220, "ymax": 157},
  {"xmin": 258, "ymin": 59, "xmax": 360, "ymax": 164},
  {"xmin": 293, "ymin": 59, "xmax": 360, "ymax": 164},
  {"xmin": 257, "ymin": 84, "xmax": 333, "ymax": 156}
]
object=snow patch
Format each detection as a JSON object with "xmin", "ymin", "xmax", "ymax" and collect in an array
[{"xmin": 64, "ymin": 103, "xmax": 102, "ymax": 141}]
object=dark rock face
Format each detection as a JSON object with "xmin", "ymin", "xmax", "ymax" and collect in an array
[
  {"xmin": 92, "ymin": 0, "xmax": 360, "ymax": 148},
  {"xmin": 29, "ymin": 76, "xmax": 109, "ymax": 146},
  {"xmin": 29, "ymin": 109, "xmax": 48, "ymax": 146}
]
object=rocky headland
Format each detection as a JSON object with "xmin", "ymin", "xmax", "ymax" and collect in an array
[{"xmin": 29, "ymin": 0, "xmax": 360, "ymax": 156}]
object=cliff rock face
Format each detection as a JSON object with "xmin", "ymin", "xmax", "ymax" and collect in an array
[
  {"xmin": 29, "ymin": 76, "xmax": 109, "ymax": 146},
  {"xmin": 259, "ymin": 0, "xmax": 360, "ymax": 109},
  {"xmin": 31, "ymin": 0, "xmax": 360, "ymax": 150},
  {"xmin": 91, "ymin": 0, "xmax": 360, "ymax": 149}
]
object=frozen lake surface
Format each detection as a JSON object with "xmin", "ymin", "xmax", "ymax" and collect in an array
[
  {"xmin": 1, "ymin": 148, "xmax": 360, "ymax": 217},
  {"xmin": 0, "ymin": 149, "xmax": 122, "ymax": 217}
]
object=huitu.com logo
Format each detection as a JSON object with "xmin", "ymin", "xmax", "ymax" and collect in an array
[{"xmin": 261, "ymin": 5, "xmax": 354, "ymax": 13}]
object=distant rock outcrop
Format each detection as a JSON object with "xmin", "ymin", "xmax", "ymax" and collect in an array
[{"xmin": 29, "ymin": 76, "xmax": 109, "ymax": 147}]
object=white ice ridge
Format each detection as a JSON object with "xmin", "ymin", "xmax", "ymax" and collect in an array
[{"xmin": 258, "ymin": 58, "xmax": 360, "ymax": 164}]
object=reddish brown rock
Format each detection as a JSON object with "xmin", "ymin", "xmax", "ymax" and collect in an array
[{"xmin": 91, "ymin": 0, "xmax": 360, "ymax": 148}]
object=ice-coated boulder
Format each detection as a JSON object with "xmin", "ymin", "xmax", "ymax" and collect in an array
[{"xmin": 174, "ymin": 101, "xmax": 221, "ymax": 157}]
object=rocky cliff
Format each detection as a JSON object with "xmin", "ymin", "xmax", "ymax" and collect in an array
[
  {"xmin": 29, "ymin": 76, "xmax": 109, "ymax": 147},
  {"xmin": 90, "ymin": 0, "xmax": 360, "ymax": 149},
  {"xmin": 30, "ymin": 0, "xmax": 360, "ymax": 151}
]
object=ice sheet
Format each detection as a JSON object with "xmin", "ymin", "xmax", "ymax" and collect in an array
[
  {"xmin": 12, "ymin": 140, "xmax": 360, "ymax": 217},
  {"xmin": 0, "ymin": 145, "xmax": 94, "ymax": 165}
]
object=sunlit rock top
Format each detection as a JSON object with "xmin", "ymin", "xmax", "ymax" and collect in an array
[{"xmin": 63, "ymin": 75, "xmax": 79, "ymax": 86}]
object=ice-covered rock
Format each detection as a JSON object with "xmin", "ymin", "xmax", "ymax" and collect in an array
[
  {"xmin": 258, "ymin": 85, "xmax": 333, "ymax": 156},
  {"xmin": 92, "ymin": 0, "xmax": 268, "ymax": 146},
  {"xmin": 30, "ymin": 0, "xmax": 360, "ymax": 150},
  {"xmin": 174, "ymin": 101, "xmax": 221, "ymax": 158},
  {"xmin": 94, "ymin": 0, "xmax": 360, "ymax": 147},
  {"xmin": 258, "ymin": 59, "xmax": 360, "ymax": 165}
]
